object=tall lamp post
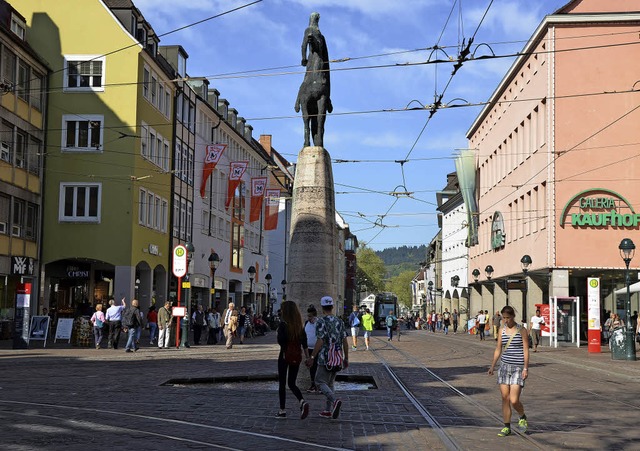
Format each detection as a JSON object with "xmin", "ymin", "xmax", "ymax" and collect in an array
[
  {"xmin": 472, "ymin": 268, "xmax": 480, "ymax": 323},
  {"xmin": 208, "ymin": 251, "xmax": 220, "ymax": 309},
  {"xmin": 265, "ymin": 273, "xmax": 273, "ymax": 316},
  {"xmin": 181, "ymin": 241, "xmax": 195, "ymax": 348},
  {"xmin": 521, "ymin": 255, "xmax": 532, "ymax": 322},
  {"xmin": 451, "ymin": 275, "xmax": 460, "ymax": 316},
  {"xmin": 618, "ymin": 238, "xmax": 637, "ymax": 360},
  {"xmin": 248, "ymin": 266, "xmax": 256, "ymax": 309},
  {"xmin": 428, "ymin": 280, "xmax": 433, "ymax": 312}
]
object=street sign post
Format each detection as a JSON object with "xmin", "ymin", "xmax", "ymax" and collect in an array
[{"xmin": 173, "ymin": 245, "xmax": 187, "ymax": 348}]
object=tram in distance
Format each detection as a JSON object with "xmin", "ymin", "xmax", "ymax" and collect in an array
[{"xmin": 360, "ymin": 292, "xmax": 398, "ymax": 329}]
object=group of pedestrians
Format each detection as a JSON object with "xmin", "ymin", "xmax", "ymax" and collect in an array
[{"xmin": 276, "ymin": 296, "xmax": 348, "ymax": 421}]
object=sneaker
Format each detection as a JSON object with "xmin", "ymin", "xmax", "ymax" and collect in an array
[
  {"xmin": 306, "ymin": 386, "xmax": 317, "ymax": 393},
  {"xmin": 518, "ymin": 417, "xmax": 528, "ymax": 432},
  {"xmin": 275, "ymin": 411, "xmax": 286, "ymax": 419},
  {"xmin": 319, "ymin": 411, "xmax": 332, "ymax": 418},
  {"xmin": 300, "ymin": 401, "xmax": 309, "ymax": 420},
  {"xmin": 125, "ymin": 349, "xmax": 133, "ymax": 353},
  {"xmin": 351, "ymin": 345, "xmax": 357, "ymax": 350},
  {"xmin": 366, "ymin": 346, "xmax": 370, "ymax": 350},
  {"xmin": 497, "ymin": 427, "xmax": 511, "ymax": 437},
  {"xmin": 331, "ymin": 399, "xmax": 342, "ymax": 419}
]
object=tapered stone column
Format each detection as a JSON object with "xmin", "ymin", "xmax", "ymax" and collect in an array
[{"xmin": 288, "ymin": 146, "xmax": 337, "ymax": 308}]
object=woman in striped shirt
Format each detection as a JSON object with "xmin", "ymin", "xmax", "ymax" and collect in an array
[{"xmin": 488, "ymin": 305, "xmax": 530, "ymax": 437}]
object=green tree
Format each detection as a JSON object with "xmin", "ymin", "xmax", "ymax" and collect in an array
[
  {"xmin": 356, "ymin": 245, "xmax": 386, "ymax": 294},
  {"xmin": 387, "ymin": 270, "xmax": 416, "ymax": 310}
]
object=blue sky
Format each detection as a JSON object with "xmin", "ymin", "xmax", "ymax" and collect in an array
[{"xmin": 135, "ymin": 0, "xmax": 569, "ymax": 250}]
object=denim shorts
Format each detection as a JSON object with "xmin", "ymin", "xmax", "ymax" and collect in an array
[
  {"xmin": 497, "ymin": 363, "xmax": 525, "ymax": 387},
  {"xmin": 363, "ymin": 330, "xmax": 371, "ymax": 338}
]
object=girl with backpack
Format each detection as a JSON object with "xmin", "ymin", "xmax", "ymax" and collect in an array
[{"xmin": 276, "ymin": 301, "xmax": 310, "ymax": 420}]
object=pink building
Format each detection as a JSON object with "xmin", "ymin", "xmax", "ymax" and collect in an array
[{"xmin": 466, "ymin": 0, "xmax": 640, "ymax": 340}]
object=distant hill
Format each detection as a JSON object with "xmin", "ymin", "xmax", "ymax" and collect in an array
[{"xmin": 376, "ymin": 245, "xmax": 426, "ymax": 278}]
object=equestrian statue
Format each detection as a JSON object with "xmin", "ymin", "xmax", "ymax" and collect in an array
[{"xmin": 295, "ymin": 12, "xmax": 333, "ymax": 147}]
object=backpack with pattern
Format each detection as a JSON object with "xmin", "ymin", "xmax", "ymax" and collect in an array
[{"xmin": 325, "ymin": 338, "xmax": 344, "ymax": 372}]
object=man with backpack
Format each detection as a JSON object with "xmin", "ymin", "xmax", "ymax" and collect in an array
[
  {"xmin": 386, "ymin": 310, "xmax": 398, "ymax": 341},
  {"xmin": 307, "ymin": 296, "xmax": 349, "ymax": 420},
  {"xmin": 348, "ymin": 305, "xmax": 361, "ymax": 350}
]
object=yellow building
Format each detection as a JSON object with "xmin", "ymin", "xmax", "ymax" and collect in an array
[
  {"xmin": 16, "ymin": 0, "xmax": 174, "ymax": 316},
  {"xmin": 0, "ymin": 0, "xmax": 48, "ymax": 335}
]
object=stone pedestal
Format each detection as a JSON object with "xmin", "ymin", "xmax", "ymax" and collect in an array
[{"xmin": 288, "ymin": 146, "xmax": 337, "ymax": 309}]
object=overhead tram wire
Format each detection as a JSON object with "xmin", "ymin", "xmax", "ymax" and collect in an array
[{"xmin": 23, "ymin": 0, "xmax": 263, "ymax": 89}]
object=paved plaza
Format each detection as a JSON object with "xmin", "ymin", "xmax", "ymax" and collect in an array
[{"xmin": 0, "ymin": 328, "xmax": 639, "ymax": 450}]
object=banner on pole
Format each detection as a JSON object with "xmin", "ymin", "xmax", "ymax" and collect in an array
[
  {"xmin": 250, "ymin": 177, "xmax": 268, "ymax": 222},
  {"xmin": 225, "ymin": 161, "xmax": 249, "ymax": 209},
  {"xmin": 199, "ymin": 143, "xmax": 226, "ymax": 198},
  {"xmin": 264, "ymin": 189, "xmax": 281, "ymax": 230}
]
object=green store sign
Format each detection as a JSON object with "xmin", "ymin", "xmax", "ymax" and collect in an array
[{"xmin": 560, "ymin": 188, "xmax": 637, "ymax": 228}]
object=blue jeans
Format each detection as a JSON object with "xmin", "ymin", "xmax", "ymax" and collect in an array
[
  {"xmin": 125, "ymin": 327, "xmax": 139, "ymax": 350},
  {"xmin": 386, "ymin": 326, "xmax": 394, "ymax": 340},
  {"xmin": 149, "ymin": 322, "xmax": 158, "ymax": 343}
]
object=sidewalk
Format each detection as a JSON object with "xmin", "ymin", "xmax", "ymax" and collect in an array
[{"xmin": 0, "ymin": 328, "xmax": 638, "ymax": 450}]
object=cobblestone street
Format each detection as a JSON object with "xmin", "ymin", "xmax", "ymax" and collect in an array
[{"xmin": 1, "ymin": 329, "xmax": 639, "ymax": 450}]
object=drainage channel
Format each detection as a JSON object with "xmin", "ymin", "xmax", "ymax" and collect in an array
[{"xmin": 162, "ymin": 374, "xmax": 378, "ymax": 390}]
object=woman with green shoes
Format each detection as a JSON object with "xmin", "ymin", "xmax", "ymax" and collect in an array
[{"xmin": 488, "ymin": 305, "xmax": 530, "ymax": 437}]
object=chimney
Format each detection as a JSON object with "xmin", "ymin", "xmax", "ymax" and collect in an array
[
  {"xmin": 244, "ymin": 124, "xmax": 253, "ymax": 141},
  {"xmin": 259, "ymin": 135, "xmax": 272, "ymax": 155}
]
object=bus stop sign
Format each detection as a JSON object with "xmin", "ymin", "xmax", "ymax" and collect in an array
[{"xmin": 172, "ymin": 245, "xmax": 187, "ymax": 278}]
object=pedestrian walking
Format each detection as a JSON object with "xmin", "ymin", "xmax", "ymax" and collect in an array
[
  {"xmin": 452, "ymin": 309, "xmax": 459, "ymax": 334},
  {"xmin": 348, "ymin": 305, "xmax": 360, "ymax": 350},
  {"xmin": 206, "ymin": 308, "xmax": 221, "ymax": 345},
  {"xmin": 477, "ymin": 310, "xmax": 487, "ymax": 340},
  {"xmin": 147, "ymin": 305, "xmax": 158, "ymax": 345},
  {"xmin": 90, "ymin": 303, "xmax": 106, "ymax": 349},
  {"xmin": 304, "ymin": 305, "xmax": 319, "ymax": 393},
  {"xmin": 123, "ymin": 299, "xmax": 142, "ymax": 352},
  {"xmin": 361, "ymin": 308, "xmax": 374, "ymax": 350},
  {"xmin": 386, "ymin": 310, "xmax": 398, "ymax": 341},
  {"xmin": 488, "ymin": 305, "xmax": 529, "ymax": 437},
  {"xmin": 276, "ymin": 301, "xmax": 310, "ymax": 420},
  {"xmin": 192, "ymin": 304, "xmax": 206, "ymax": 345},
  {"xmin": 492, "ymin": 310, "xmax": 502, "ymax": 341},
  {"xmin": 307, "ymin": 296, "xmax": 349, "ymax": 420},
  {"xmin": 221, "ymin": 302, "xmax": 238, "ymax": 349},
  {"xmin": 442, "ymin": 308, "xmax": 451, "ymax": 334},
  {"xmin": 105, "ymin": 297, "xmax": 126, "ymax": 349},
  {"xmin": 529, "ymin": 309, "xmax": 545, "ymax": 352},
  {"xmin": 157, "ymin": 301, "xmax": 172, "ymax": 348},
  {"xmin": 430, "ymin": 311, "xmax": 437, "ymax": 333}
]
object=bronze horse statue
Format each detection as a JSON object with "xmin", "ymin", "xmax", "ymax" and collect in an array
[{"xmin": 295, "ymin": 12, "xmax": 333, "ymax": 147}]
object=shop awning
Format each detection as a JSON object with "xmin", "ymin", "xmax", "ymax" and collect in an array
[{"xmin": 614, "ymin": 281, "xmax": 640, "ymax": 295}]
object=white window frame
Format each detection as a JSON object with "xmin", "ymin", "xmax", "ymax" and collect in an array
[
  {"xmin": 10, "ymin": 14, "xmax": 26, "ymax": 40},
  {"xmin": 63, "ymin": 55, "xmax": 105, "ymax": 92},
  {"xmin": 140, "ymin": 123, "xmax": 148, "ymax": 158},
  {"xmin": 62, "ymin": 114, "xmax": 104, "ymax": 152},
  {"xmin": 59, "ymin": 182, "xmax": 102, "ymax": 223},
  {"xmin": 139, "ymin": 188, "xmax": 147, "ymax": 225}
]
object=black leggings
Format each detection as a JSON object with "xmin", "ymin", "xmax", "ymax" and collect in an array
[{"xmin": 278, "ymin": 356, "xmax": 303, "ymax": 409}]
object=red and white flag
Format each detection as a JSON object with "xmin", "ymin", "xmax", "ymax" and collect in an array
[
  {"xmin": 264, "ymin": 189, "xmax": 281, "ymax": 230},
  {"xmin": 225, "ymin": 161, "xmax": 249, "ymax": 209},
  {"xmin": 249, "ymin": 177, "xmax": 268, "ymax": 223},
  {"xmin": 199, "ymin": 144, "xmax": 226, "ymax": 198}
]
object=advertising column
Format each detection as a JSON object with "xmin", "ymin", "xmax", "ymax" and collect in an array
[
  {"xmin": 13, "ymin": 283, "xmax": 31, "ymax": 349},
  {"xmin": 587, "ymin": 277, "xmax": 601, "ymax": 353}
]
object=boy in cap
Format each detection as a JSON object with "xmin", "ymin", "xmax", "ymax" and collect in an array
[{"xmin": 306, "ymin": 296, "xmax": 349, "ymax": 419}]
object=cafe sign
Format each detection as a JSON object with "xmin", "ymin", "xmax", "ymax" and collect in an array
[{"xmin": 560, "ymin": 188, "xmax": 637, "ymax": 228}]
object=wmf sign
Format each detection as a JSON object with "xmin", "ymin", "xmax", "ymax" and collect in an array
[{"xmin": 11, "ymin": 257, "xmax": 34, "ymax": 276}]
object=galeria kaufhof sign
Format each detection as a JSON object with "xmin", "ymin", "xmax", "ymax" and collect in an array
[{"xmin": 560, "ymin": 188, "xmax": 639, "ymax": 228}]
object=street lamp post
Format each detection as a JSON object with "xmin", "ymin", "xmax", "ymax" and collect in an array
[
  {"xmin": 248, "ymin": 266, "xmax": 256, "ymax": 309},
  {"xmin": 472, "ymin": 268, "xmax": 480, "ymax": 323},
  {"xmin": 181, "ymin": 241, "xmax": 195, "ymax": 348},
  {"xmin": 521, "ymin": 255, "xmax": 532, "ymax": 322},
  {"xmin": 618, "ymin": 238, "xmax": 637, "ymax": 361},
  {"xmin": 208, "ymin": 251, "xmax": 220, "ymax": 310},
  {"xmin": 281, "ymin": 279, "xmax": 287, "ymax": 302},
  {"xmin": 265, "ymin": 273, "xmax": 273, "ymax": 316}
]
